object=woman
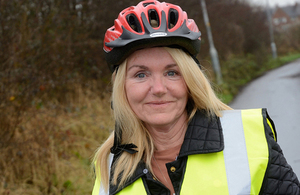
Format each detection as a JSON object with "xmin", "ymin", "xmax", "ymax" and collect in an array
[{"xmin": 92, "ymin": 1, "xmax": 300, "ymax": 194}]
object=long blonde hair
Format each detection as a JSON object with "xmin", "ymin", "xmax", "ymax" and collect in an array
[{"xmin": 93, "ymin": 47, "xmax": 231, "ymax": 192}]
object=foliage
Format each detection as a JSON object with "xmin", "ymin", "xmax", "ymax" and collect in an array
[
  {"xmin": 0, "ymin": 88, "xmax": 112, "ymax": 195},
  {"xmin": 206, "ymin": 0, "xmax": 269, "ymax": 59},
  {"xmin": 274, "ymin": 25, "xmax": 300, "ymax": 54}
]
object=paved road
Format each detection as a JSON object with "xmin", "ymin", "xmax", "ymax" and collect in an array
[{"xmin": 230, "ymin": 58, "xmax": 300, "ymax": 178}]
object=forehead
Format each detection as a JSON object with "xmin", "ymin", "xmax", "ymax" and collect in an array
[{"xmin": 127, "ymin": 47, "xmax": 176, "ymax": 68}]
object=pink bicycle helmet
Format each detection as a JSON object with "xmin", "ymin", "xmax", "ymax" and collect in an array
[{"xmin": 104, "ymin": 0, "xmax": 201, "ymax": 72}]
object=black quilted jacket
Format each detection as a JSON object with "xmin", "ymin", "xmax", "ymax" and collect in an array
[{"xmin": 109, "ymin": 110, "xmax": 300, "ymax": 195}]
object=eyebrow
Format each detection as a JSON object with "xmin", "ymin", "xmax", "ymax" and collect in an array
[
  {"xmin": 127, "ymin": 64, "xmax": 178, "ymax": 71},
  {"xmin": 165, "ymin": 64, "xmax": 178, "ymax": 69},
  {"xmin": 127, "ymin": 65, "xmax": 149, "ymax": 72}
]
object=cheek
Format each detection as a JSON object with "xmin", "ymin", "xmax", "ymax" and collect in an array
[
  {"xmin": 171, "ymin": 81, "xmax": 188, "ymax": 100},
  {"xmin": 125, "ymin": 82, "xmax": 147, "ymax": 106},
  {"xmin": 178, "ymin": 86, "xmax": 189, "ymax": 108}
]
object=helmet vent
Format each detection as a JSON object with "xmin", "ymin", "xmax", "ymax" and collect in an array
[
  {"xmin": 126, "ymin": 14, "xmax": 142, "ymax": 32},
  {"xmin": 143, "ymin": 2, "xmax": 155, "ymax": 7},
  {"xmin": 148, "ymin": 9, "xmax": 159, "ymax": 28},
  {"xmin": 168, "ymin": 9, "xmax": 178, "ymax": 29}
]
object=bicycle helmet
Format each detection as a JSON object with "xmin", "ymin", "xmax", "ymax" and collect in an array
[{"xmin": 104, "ymin": 0, "xmax": 201, "ymax": 72}]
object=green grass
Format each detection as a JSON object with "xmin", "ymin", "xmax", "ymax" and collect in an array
[{"xmin": 279, "ymin": 53, "xmax": 300, "ymax": 63}]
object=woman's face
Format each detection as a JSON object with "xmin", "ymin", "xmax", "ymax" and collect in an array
[{"xmin": 125, "ymin": 47, "xmax": 188, "ymax": 128}]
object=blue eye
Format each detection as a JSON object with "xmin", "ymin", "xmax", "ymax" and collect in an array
[
  {"xmin": 167, "ymin": 71, "xmax": 177, "ymax": 76},
  {"xmin": 136, "ymin": 73, "xmax": 146, "ymax": 78}
]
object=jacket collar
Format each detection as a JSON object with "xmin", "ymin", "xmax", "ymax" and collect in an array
[
  {"xmin": 109, "ymin": 110, "xmax": 224, "ymax": 194},
  {"xmin": 178, "ymin": 110, "xmax": 224, "ymax": 157}
]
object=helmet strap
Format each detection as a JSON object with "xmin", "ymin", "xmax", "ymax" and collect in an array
[{"xmin": 110, "ymin": 123, "xmax": 138, "ymax": 156}]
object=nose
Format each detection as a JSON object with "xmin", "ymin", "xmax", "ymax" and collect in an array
[{"xmin": 151, "ymin": 75, "xmax": 167, "ymax": 97}]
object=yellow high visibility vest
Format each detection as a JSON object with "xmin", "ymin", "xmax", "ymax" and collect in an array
[{"xmin": 93, "ymin": 109, "xmax": 273, "ymax": 195}]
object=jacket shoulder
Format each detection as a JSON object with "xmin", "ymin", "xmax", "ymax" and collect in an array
[{"xmin": 260, "ymin": 109, "xmax": 300, "ymax": 194}]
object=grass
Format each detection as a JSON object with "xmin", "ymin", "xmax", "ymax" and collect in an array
[{"xmin": 0, "ymin": 87, "xmax": 113, "ymax": 195}]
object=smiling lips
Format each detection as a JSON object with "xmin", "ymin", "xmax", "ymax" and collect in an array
[{"xmin": 146, "ymin": 101, "xmax": 173, "ymax": 106}]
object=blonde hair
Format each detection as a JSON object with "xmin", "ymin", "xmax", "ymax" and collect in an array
[{"xmin": 93, "ymin": 47, "xmax": 231, "ymax": 192}]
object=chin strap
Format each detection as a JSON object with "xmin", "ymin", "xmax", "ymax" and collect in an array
[
  {"xmin": 110, "ymin": 143, "xmax": 138, "ymax": 154},
  {"xmin": 110, "ymin": 123, "xmax": 138, "ymax": 155},
  {"xmin": 191, "ymin": 55, "xmax": 202, "ymax": 69}
]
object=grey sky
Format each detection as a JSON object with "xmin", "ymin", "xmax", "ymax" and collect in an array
[{"xmin": 249, "ymin": 0, "xmax": 300, "ymax": 7}]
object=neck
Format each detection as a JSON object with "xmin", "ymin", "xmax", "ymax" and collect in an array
[{"xmin": 146, "ymin": 112, "xmax": 188, "ymax": 151}]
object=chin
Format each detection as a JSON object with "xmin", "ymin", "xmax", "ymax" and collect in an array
[{"xmin": 144, "ymin": 115, "xmax": 176, "ymax": 127}]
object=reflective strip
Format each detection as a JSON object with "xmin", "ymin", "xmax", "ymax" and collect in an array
[
  {"xmin": 242, "ymin": 109, "xmax": 269, "ymax": 194},
  {"xmin": 221, "ymin": 109, "xmax": 269, "ymax": 194},
  {"xmin": 92, "ymin": 176, "xmax": 101, "ymax": 195},
  {"xmin": 181, "ymin": 152, "xmax": 229, "ymax": 194},
  {"xmin": 117, "ymin": 178, "xmax": 147, "ymax": 195},
  {"xmin": 92, "ymin": 154, "xmax": 114, "ymax": 195},
  {"xmin": 221, "ymin": 110, "xmax": 251, "ymax": 195}
]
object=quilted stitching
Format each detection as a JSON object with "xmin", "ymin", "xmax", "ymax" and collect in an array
[
  {"xmin": 260, "ymin": 129, "xmax": 300, "ymax": 194},
  {"xmin": 179, "ymin": 110, "xmax": 224, "ymax": 157}
]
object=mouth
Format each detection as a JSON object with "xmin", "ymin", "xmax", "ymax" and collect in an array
[{"xmin": 145, "ymin": 101, "xmax": 173, "ymax": 106}]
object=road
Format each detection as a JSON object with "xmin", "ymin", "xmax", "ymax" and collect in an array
[{"xmin": 230, "ymin": 58, "xmax": 300, "ymax": 178}]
